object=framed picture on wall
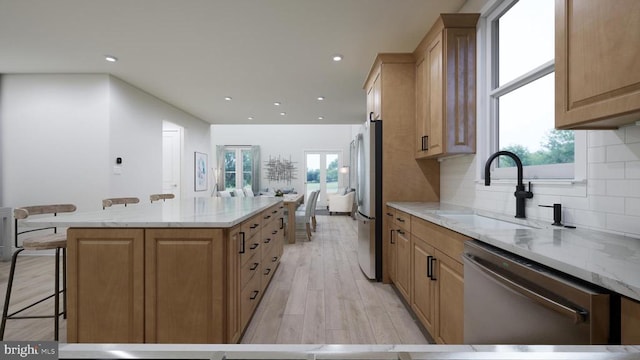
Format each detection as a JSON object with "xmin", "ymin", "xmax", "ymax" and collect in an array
[{"xmin": 194, "ymin": 151, "xmax": 208, "ymax": 191}]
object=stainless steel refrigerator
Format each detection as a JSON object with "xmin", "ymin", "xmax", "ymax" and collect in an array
[{"xmin": 355, "ymin": 117, "xmax": 382, "ymax": 281}]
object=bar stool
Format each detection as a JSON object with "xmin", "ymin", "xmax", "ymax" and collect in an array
[
  {"xmin": 0, "ymin": 204, "xmax": 76, "ymax": 340},
  {"xmin": 149, "ymin": 193, "xmax": 175, "ymax": 203},
  {"xmin": 102, "ymin": 197, "xmax": 140, "ymax": 209}
]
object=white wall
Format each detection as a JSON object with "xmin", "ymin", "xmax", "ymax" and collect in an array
[
  {"xmin": 0, "ymin": 74, "xmax": 211, "ymax": 211},
  {"xmin": 211, "ymin": 124, "xmax": 358, "ymax": 195}
]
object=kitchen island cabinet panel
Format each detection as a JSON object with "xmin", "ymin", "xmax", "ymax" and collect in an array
[
  {"xmin": 434, "ymin": 249, "xmax": 464, "ymax": 344},
  {"xmin": 67, "ymin": 228, "xmax": 145, "ymax": 343},
  {"xmin": 621, "ymin": 296, "xmax": 640, "ymax": 344},
  {"xmin": 144, "ymin": 229, "xmax": 225, "ymax": 343}
]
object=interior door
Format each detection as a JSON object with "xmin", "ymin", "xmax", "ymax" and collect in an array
[
  {"xmin": 162, "ymin": 128, "xmax": 181, "ymax": 198},
  {"xmin": 304, "ymin": 151, "xmax": 341, "ymax": 208}
]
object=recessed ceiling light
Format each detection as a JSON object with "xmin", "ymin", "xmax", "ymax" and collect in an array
[
  {"xmin": 224, "ymin": 96, "xmax": 232, "ymax": 101},
  {"xmin": 280, "ymin": 112, "xmax": 286, "ymax": 116},
  {"xmin": 105, "ymin": 55, "xmax": 118, "ymax": 62},
  {"xmin": 248, "ymin": 116, "xmax": 254, "ymax": 120},
  {"xmin": 318, "ymin": 116, "xmax": 324, "ymax": 120},
  {"xmin": 332, "ymin": 54, "xmax": 343, "ymax": 62},
  {"xmin": 317, "ymin": 96, "xmax": 325, "ymax": 101},
  {"xmin": 274, "ymin": 101, "xmax": 281, "ymax": 106}
]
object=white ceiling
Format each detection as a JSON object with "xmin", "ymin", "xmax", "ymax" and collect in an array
[{"xmin": 0, "ymin": 0, "xmax": 467, "ymax": 125}]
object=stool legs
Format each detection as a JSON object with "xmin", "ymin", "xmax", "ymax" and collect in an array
[
  {"xmin": 0, "ymin": 248, "xmax": 65, "ymax": 341},
  {"xmin": 0, "ymin": 248, "xmax": 25, "ymax": 340}
]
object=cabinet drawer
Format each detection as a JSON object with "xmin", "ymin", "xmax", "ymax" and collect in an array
[
  {"xmin": 394, "ymin": 210, "xmax": 411, "ymax": 231},
  {"xmin": 240, "ymin": 252, "xmax": 261, "ymax": 290},
  {"xmin": 261, "ymin": 205, "xmax": 281, "ymax": 226},
  {"xmin": 239, "ymin": 229, "xmax": 262, "ymax": 267},
  {"xmin": 240, "ymin": 269, "xmax": 262, "ymax": 328},
  {"xmin": 243, "ymin": 213, "xmax": 262, "ymax": 240},
  {"xmin": 261, "ymin": 245, "xmax": 280, "ymax": 292},
  {"xmin": 412, "ymin": 216, "xmax": 470, "ymax": 263}
]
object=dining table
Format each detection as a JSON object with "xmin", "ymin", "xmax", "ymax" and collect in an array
[{"xmin": 282, "ymin": 193, "xmax": 304, "ymax": 244}]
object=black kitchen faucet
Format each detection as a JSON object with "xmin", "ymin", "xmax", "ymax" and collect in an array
[{"xmin": 484, "ymin": 150, "xmax": 533, "ymax": 219}]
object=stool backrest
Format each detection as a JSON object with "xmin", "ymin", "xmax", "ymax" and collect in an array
[
  {"xmin": 14, "ymin": 204, "xmax": 77, "ymax": 247},
  {"xmin": 103, "ymin": 197, "xmax": 140, "ymax": 209},
  {"xmin": 150, "ymin": 193, "xmax": 175, "ymax": 203}
]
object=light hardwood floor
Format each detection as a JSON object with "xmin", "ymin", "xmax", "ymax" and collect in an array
[{"xmin": 0, "ymin": 215, "xmax": 428, "ymax": 344}]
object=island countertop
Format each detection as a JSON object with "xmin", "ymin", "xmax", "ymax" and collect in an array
[
  {"xmin": 23, "ymin": 196, "xmax": 283, "ymax": 228},
  {"xmin": 387, "ymin": 202, "xmax": 640, "ymax": 302}
]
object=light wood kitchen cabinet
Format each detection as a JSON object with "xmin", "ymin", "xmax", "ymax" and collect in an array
[
  {"xmin": 621, "ymin": 296, "xmax": 640, "ymax": 344},
  {"xmin": 555, "ymin": 0, "xmax": 640, "ymax": 129},
  {"xmin": 364, "ymin": 54, "xmax": 440, "ymax": 283},
  {"xmin": 66, "ymin": 228, "xmax": 145, "ymax": 343},
  {"xmin": 395, "ymin": 217, "xmax": 411, "ymax": 303},
  {"xmin": 385, "ymin": 207, "xmax": 396, "ymax": 283},
  {"xmin": 145, "ymin": 228, "xmax": 225, "ymax": 343},
  {"xmin": 411, "ymin": 215, "xmax": 470, "ymax": 344},
  {"xmin": 411, "ymin": 236, "xmax": 436, "ymax": 336},
  {"xmin": 414, "ymin": 14, "xmax": 478, "ymax": 159}
]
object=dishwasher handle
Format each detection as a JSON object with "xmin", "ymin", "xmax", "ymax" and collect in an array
[{"xmin": 463, "ymin": 253, "xmax": 588, "ymax": 324}]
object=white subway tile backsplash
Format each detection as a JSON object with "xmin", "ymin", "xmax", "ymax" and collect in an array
[
  {"xmin": 587, "ymin": 146, "xmax": 606, "ymax": 163},
  {"xmin": 626, "ymin": 161, "xmax": 640, "ymax": 179},
  {"xmin": 588, "ymin": 195, "xmax": 625, "ymax": 214},
  {"xmin": 606, "ymin": 143, "xmax": 640, "ymax": 162},
  {"xmin": 588, "ymin": 162, "xmax": 625, "ymax": 179},
  {"xmin": 606, "ymin": 213, "xmax": 640, "ymax": 237},
  {"xmin": 587, "ymin": 179, "xmax": 607, "ymax": 196},
  {"xmin": 572, "ymin": 209, "xmax": 608, "ymax": 229},
  {"xmin": 625, "ymin": 125, "xmax": 640, "ymax": 144},
  {"xmin": 626, "ymin": 198, "xmax": 640, "ymax": 216},
  {"xmin": 606, "ymin": 179, "xmax": 640, "ymax": 198},
  {"xmin": 588, "ymin": 129, "xmax": 625, "ymax": 147}
]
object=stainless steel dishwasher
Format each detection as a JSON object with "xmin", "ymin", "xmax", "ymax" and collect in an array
[{"xmin": 463, "ymin": 240, "xmax": 611, "ymax": 344}]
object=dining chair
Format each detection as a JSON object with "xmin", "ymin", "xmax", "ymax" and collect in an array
[
  {"xmin": 150, "ymin": 193, "xmax": 175, "ymax": 203},
  {"xmin": 295, "ymin": 190, "xmax": 319, "ymax": 241},
  {"xmin": 102, "ymin": 197, "xmax": 140, "ymax": 209},
  {"xmin": 1, "ymin": 204, "xmax": 76, "ymax": 341}
]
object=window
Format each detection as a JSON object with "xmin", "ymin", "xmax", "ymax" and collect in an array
[
  {"xmin": 216, "ymin": 145, "xmax": 260, "ymax": 193},
  {"xmin": 486, "ymin": 0, "xmax": 575, "ymax": 179}
]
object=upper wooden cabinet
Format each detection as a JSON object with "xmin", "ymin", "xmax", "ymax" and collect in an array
[
  {"xmin": 414, "ymin": 14, "xmax": 478, "ymax": 159},
  {"xmin": 555, "ymin": 0, "xmax": 640, "ymax": 129}
]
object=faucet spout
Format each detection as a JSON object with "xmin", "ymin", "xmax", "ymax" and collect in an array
[{"xmin": 484, "ymin": 151, "xmax": 533, "ymax": 218}]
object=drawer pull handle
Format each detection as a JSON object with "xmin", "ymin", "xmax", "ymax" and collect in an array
[
  {"xmin": 386, "ymin": 212, "xmax": 393, "ymax": 217},
  {"xmin": 264, "ymin": 215, "xmax": 271, "ymax": 220},
  {"xmin": 396, "ymin": 217, "xmax": 405, "ymax": 222},
  {"xmin": 239, "ymin": 232, "xmax": 246, "ymax": 254},
  {"xmin": 397, "ymin": 229, "xmax": 405, "ymax": 235},
  {"xmin": 250, "ymin": 290, "xmax": 259, "ymax": 300},
  {"xmin": 250, "ymin": 243, "xmax": 259, "ymax": 250},
  {"xmin": 272, "ymin": 210, "xmax": 278, "ymax": 214},
  {"xmin": 264, "ymin": 268, "xmax": 271, "ymax": 275},
  {"xmin": 264, "ymin": 238, "xmax": 271, "ymax": 244},
  {"xmin": 272, "ymin": 256, "xmax": 278, "ymax": 262},
  {"xmin": 390, "ymin": 229, "xmax": 395, "ymax": 244},
  {"xmin": 280, "ymin": 217, "xmax": 284, "ymax": 229},
  {"xmin": 272, "ymin": 230, "xmax": 278, "ymax": 235},
  {"xmin": 428, "ymin": 256, "xmax": 437, "ymax": 281},
  {"xmin": 250, "ymin": 262, "xmax": 259, "ymax": 271}
]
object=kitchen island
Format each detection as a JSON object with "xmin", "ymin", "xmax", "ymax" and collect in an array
[{"xmin": 25, "ymin": 196, "xmax": 286, "ymax": 344}]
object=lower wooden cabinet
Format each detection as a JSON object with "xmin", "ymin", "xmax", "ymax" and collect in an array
[
  {"xmin": 387, "ymin": 208, "xmax": 469, "ymax": 344},
  {"xmin": 66, "ymin": 228, "xmax": 145, "ymax": 343},
  {"xmin": 622, "ymin": 296, "xmax": 640, "ymax": 344},
  {"xmin": 411, "ymin": 237, "xmax": 436, "ymax": 335},
  {"xmin": 433, "ymin": 249, "xmax": 464, "ymax": 344},
  {"xmin": 395, "ymin": 227, "xmax": 411, "ymax": 302},
  {"xmin": 145, "ymin": 228, "xmax": 225, "ymax": 343},
  {"xmin": 66, "ymin": 203, "xmax": 285, "ymax": 344}
]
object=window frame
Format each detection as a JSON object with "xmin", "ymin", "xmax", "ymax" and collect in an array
[
  {"xmin": 479, "ymin": 0, "xmax": 585, "ymax": 182},
  {"xmin": 223, "ymin": 145, "xmax": 253, "ymax": 190}
]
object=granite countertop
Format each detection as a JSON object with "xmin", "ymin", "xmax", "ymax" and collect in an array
[
  {"xmin": 58, "ymin": 343, "xmax": 640, "ymax": 359},
  {"xmin": 387, "ymin": 202, "xmax": 640, "ymax": 302},
  {"xmin": 23, "ymin": 196, "xmax": 282, "ymax": 228}
]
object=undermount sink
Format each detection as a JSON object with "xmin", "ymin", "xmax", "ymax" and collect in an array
[{"xmin": 438, "ymin": 213, "xmax": 539, "ymax": 230}]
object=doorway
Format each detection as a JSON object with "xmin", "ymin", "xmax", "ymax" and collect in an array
[
  {"xmin": 162, "ymin": 122, "xmax": 182, "ymax": 199},
  {"xmin": 304, "ymin": 151, "xmax": 342, "ymax": 208}
]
